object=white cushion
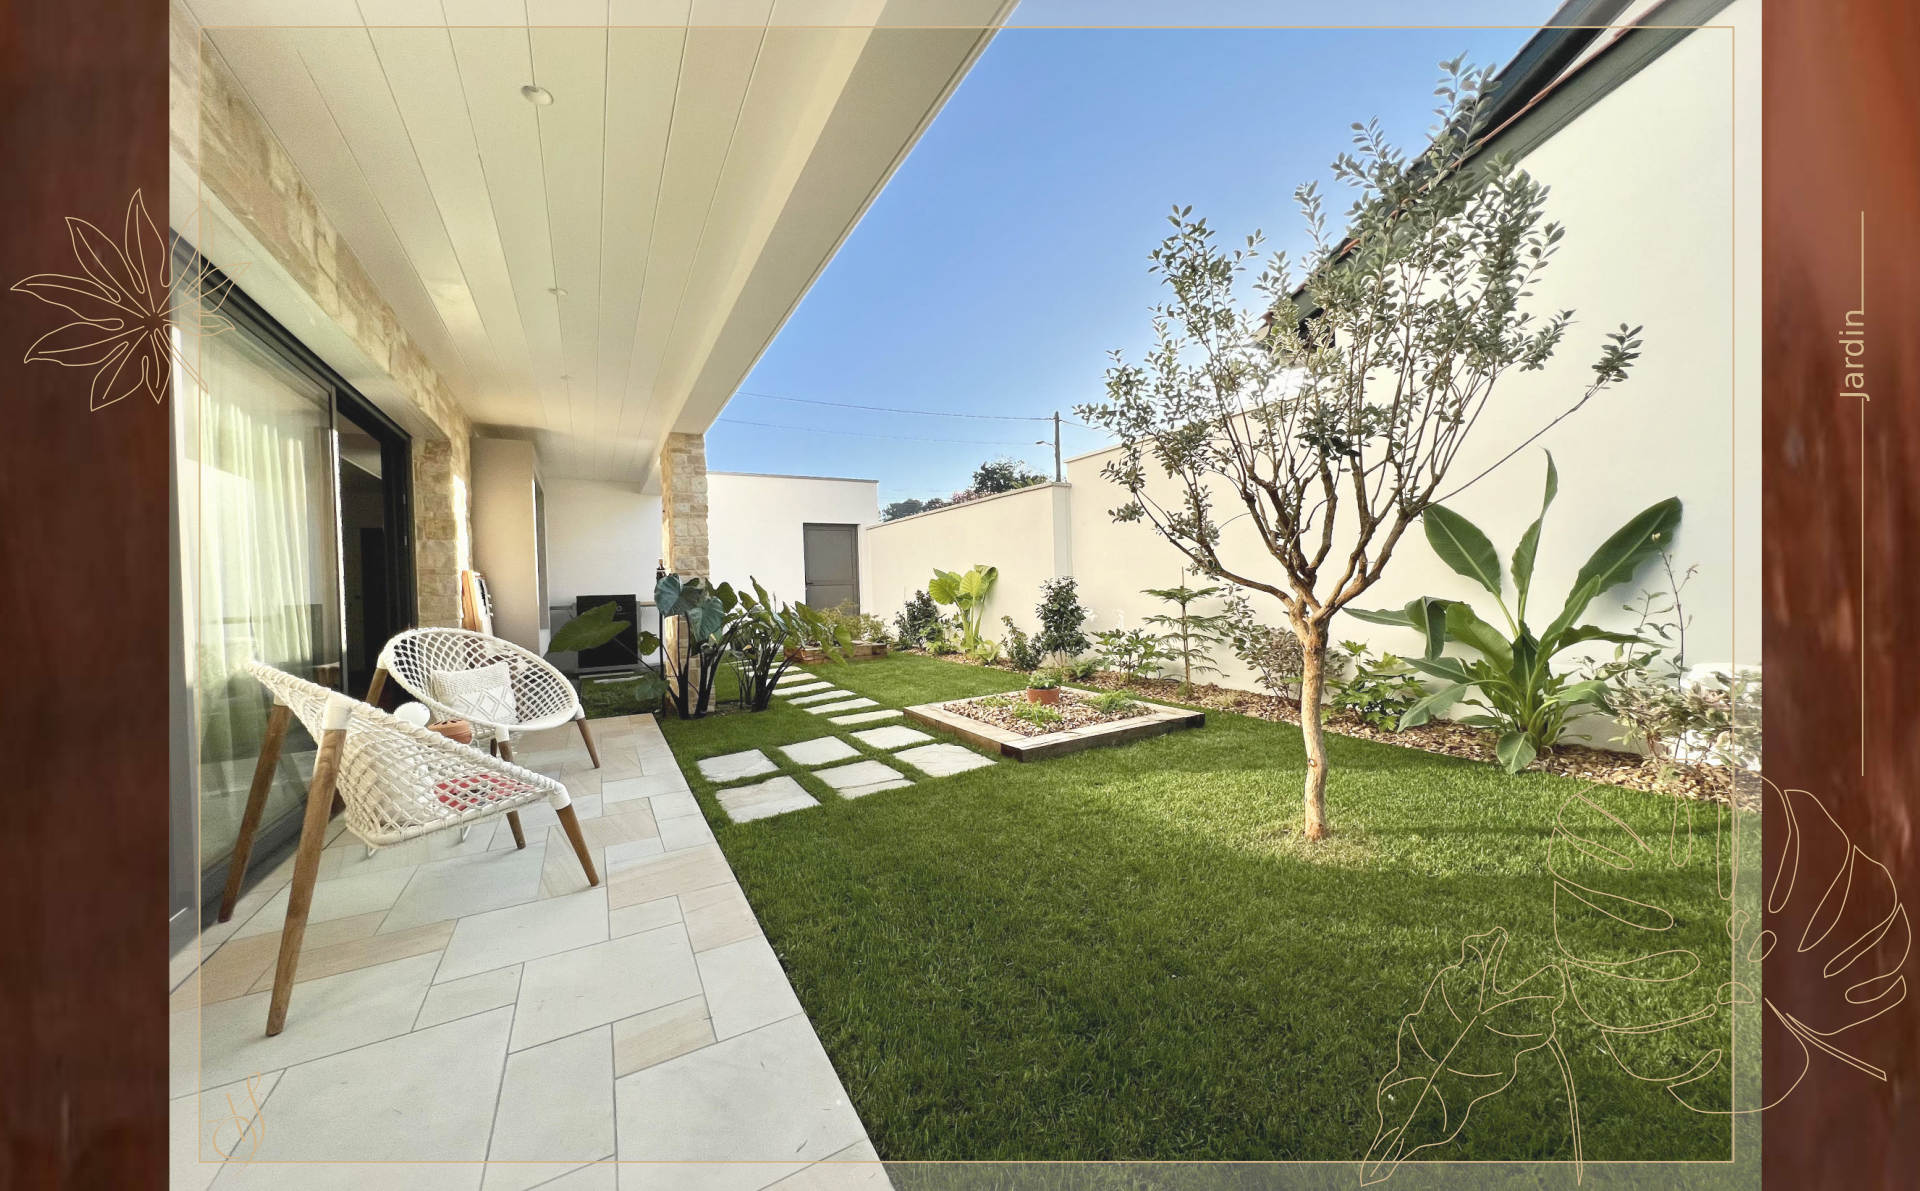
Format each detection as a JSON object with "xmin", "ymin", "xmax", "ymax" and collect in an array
[{"xmin": 429, "ymin": 660, "xmax": 520, "ymax": 726}]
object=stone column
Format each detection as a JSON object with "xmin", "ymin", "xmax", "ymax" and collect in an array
[
  {"xmin": 658, "ymin": 432, "xmax": 710, "ymax": 578},
  {"xmin": 657, "ymin": 433, "xmax": 711, "ymax": 710}
]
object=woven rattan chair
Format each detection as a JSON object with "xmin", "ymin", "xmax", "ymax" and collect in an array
[
  {"xmin": 219, "ymin": 661, "xmax": 599, "ymax": 1036},
  {"xmin": 366, "ymin": 627, "xmax": 601, "ymax": 773}
]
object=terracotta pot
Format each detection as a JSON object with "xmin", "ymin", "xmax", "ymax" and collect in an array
[
  {"xmin": 1025, "ymin": 687, "xmax": 1060, "ymax": 705},
  {"xmin": 428, "ymin": 719, "xmax": 475, "ymax": 745}
]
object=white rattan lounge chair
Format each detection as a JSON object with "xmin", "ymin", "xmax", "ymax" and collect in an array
[
  {"xmin": 366, "ymin": 627, "xmax": 602, "ymax": 772},
  {"xmin": 219, "ymin": 661, "xmax": 598, "ymax": 1035}
]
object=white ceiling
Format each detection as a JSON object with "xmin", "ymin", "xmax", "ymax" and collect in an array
[{"xmin": 187, "ymin": 0, "xmax": 1010, "ymax": 481}]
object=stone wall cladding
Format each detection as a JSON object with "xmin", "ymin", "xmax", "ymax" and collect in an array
[
  {"xmin": 659, "ymin": 432, "xmax": 710, "ymax": 579},
  {"xmin": 172, "ymin": 3, "xmax": 473, "ymax": 627}
]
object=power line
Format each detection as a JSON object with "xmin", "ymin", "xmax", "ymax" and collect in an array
[
  {"xmin": 735, "ymin": 389, "xmax": 1055, "ymax": 423},
  {"xmin": 712, "ymin": 416, "xmax": 1043, "ymax": 448}
]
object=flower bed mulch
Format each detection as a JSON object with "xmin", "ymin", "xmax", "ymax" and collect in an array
[
  {"xmin": 902, "ymin": 649, "xmax": 1755, "ymax": 809},
  {"xmin": 940, "ymin": 691, "xmax": 1150, "ymax": 737}
]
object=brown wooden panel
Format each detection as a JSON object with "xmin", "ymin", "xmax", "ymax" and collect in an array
[
  {"xmin": 0, "ymin": 0, "xmax": 169, "ymax": 1185},
  {"xmin": 1763, "ymin": 1, "xmax": 1920, "ymax": 1186}
]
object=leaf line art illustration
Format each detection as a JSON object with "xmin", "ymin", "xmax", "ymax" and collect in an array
[
  {"xmin": 205, "ymin": 1071, "xmax": 267, "ymax": 1163},
  {"xmin": 10, "ymin": 190, "xmax": 241, "ymax": 411},
  {"xmin": 1363, "ymin": 775, "xmax": 1908, "ymax": 1183}
]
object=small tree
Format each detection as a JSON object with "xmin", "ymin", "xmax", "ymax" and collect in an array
[
  {"xmin": 970, "ymin": 457, "xmax": 1048, "ymax": 494},
  {"xmin": 1141, "ymin": 571, "xmax": 1233, "ymax": 694},
  {"xmin": 1077, "ymin": 61, "xmax": 1641, "ymax": 838},
  {"xmin": 1034, "ymin": 577, "xmax": 1091, "ymax": 658}
]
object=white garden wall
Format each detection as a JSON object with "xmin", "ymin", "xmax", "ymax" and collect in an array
[
  {"xmin": 544, "ymin": 478, "xmax": 663, "ymax": 613},
  {"xmin": 865, "ymin": 8, "xmax": 1759, "ymax": 739},
  {"xmin": 865, "ymin": 483, "xmax": 1072, "ymax": 635},
  {"xmin": 707, "ymin": 472, "xmax": 880, "ymax": 609}
]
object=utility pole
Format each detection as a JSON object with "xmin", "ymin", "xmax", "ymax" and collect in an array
[{"xmin": 1052, "ymin": 410, "xmax": 1062, "ymax": 482}]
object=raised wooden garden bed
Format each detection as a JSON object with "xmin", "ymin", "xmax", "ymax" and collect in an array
[{"xmin": 905, "ymin": 687, "xmax": 1204, "ymax": 761}]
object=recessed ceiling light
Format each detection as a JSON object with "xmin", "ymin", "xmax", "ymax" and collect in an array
[
  {"xmin": 521, "ymin": 85, "xmax": 554, "ymax": 105},
  {"xmin": 547, "ymin": 286, "xmax": 567, "ymax": 297},
  {"xmin": 559, "ymin": 374, "xmax": 572, "ymax": 382}
]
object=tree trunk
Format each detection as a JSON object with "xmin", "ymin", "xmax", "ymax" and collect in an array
[{"xmin": 1297, "ymin": 625, "xmax": 1331, "ymax": 840}]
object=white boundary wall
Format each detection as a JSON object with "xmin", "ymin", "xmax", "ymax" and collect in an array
[
  {"xmin": 865, "ymin": 9, "xmax": 1760, "ymax": 727},
  {"xmin": 707, "ymin": 471, "xmax": 879, "ymax": 608}
]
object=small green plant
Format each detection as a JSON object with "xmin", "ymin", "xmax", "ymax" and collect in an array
[
  {"xmin": 968, "ymin": 639, "xmax": 1003, "ymax": 665},
  {"xmin": 894, "ymin": 590, "xmax": 941, "ymax": 649},
  {"xmin": 1001, "ymin": 616, "xmax": 1043, "ymax": 671},
  {"xmin": 1066, "ymin": 656, "xmax": 1100, "ymax": 681},
  {"xmin": 1034, "ymin": 577, "xmax": 1091, "ymax": 658},
  {"xmin": 1087, "ymin": 690, "xmax": 1139, "ymax": 715},
  {"xmin": 1008, "ymin": 701, "xmax": 1065, "ymax": 729},
  {"xmin": 1222, "ymin": 592, "xmax": 1307, "ymax": 700},
  {"xmin": 973, "ymin": 693, "xmax": 1019, "ymax": 710},
  {"xmin": 1327, "ymin": 641, "xmax": 1425, "ymax": 731},
  {"xmin": 1142, "ymin": 572, "xmax": 1233, "ymax": 694},
  {"xmin": 1351, "ymin": 454, "xmax": 1681, "ymax": 772},
  {"xmin": 1094, "ymin": 627, "xmax": 1170, "ymax": 684},
  {"xmin": 1027, "ymin": 666, "xmax": 1064, "ymax": 691},
  {"xmin": 928, "ymin": 563, "xmax": 998, "ymax": 652}
]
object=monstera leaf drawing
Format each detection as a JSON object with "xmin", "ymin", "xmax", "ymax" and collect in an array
[
  {"xmin": 1759, "ymin": 780, "xmax": 1910, "ymax": 1106},
  {"xmin": 1548, "ymin": 785, "xmax": 1733, "ymax": 1110},
  {"xmin": 1363, "ymin": 928, "xmax": 1578, "ymax": 1184}
]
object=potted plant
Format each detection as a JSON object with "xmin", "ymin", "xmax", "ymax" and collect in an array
[
  {"xmin": 1025, "ymin": 666, "xmax": 1064, "ymax": 705},
  {"xmin": 849, "ymin": 612, "xmax": 892, "ymax": 659}
]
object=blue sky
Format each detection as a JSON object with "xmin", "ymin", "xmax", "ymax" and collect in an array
[{"xmin": 709, "ymin": 7, "xmax": 1560, "ymax": 508}]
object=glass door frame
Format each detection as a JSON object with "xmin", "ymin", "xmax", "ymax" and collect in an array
[{"xmin": 172, "ymin": 245, "xmax": 418, "ymax": 934}]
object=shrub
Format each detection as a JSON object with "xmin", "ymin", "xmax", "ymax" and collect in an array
[
  {"xmin": 1223, "ymin": 593, "xmax": 1307, "ymax": 699},
  {"xmin": 1327, "ymin": 641, "xmax": 1425, "ymax": 731},
  {"xmin": 968, "ymin": 640, "xmax": 1003, "ymax": 665},
  {"xmin": 1094, "ymin": 627, "xmax": 1169, "ymax": 683},
  {"xmin": 1087, "ymin": 690, "xmax": 1139, "ymax": 715},
  {"xmin": 894, "ymin": 590, "xmax": 941, "ymax": 648},
  {"xmin": 1034, "ymin": 578, "xmax": 1091, "ymax": 658},
  {"xmin": 1001, "ymin": 616, "xmax": 1043, "ymax": 671},
  {"xmin": 1066, "ymin": 657, "xmax": 1100, "ymax": 681}
]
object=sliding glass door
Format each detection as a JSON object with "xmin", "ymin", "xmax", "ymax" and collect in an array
[{"xmin": 170, "ymin": 249, "xmax": 415, "ymax": 928}]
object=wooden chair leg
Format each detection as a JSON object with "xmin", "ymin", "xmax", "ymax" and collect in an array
[
  {"xmin": 265, "ymin": 721, "xmax": 348, "ymax": 1037},
  {"xmin": 364, "ymin": 665, "xmax": 389, "ymax": 706},
  {"xmin": 575, "ymin": 713, "xmax": 602, "ymax": 769},
  {"xmin": 218, "ymin": 703, "xmax": 292, "ymax": 923},
  {"xmin": 556, "ymin": 804, "xmax": 600, "ymax": 887},
  {"xmin": 506, "ymin": 811, "xmax": 527, "ymax": 849}
]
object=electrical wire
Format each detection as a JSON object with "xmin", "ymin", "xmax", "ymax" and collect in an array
[
  {"xmin": 736, "ymin": 389, "xmax": 1075, "ymax": 423},
  {"xmin": 712, "ymin": 416, "xmax": 1042, "ymax": 448}
]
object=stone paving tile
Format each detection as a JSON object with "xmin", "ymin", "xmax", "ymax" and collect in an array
[
  {"xmin": 849, "ymin": 725, "xmax": 933, "ymax": 751},
  {"xmin": 776, "ymin": 681, "xmax": 832, "ymax": 697},
  {"xmin": 774, "ymin": 671, "xmax": 814, "ymax": 685},
  {"xmin": 787, "ymin": 688, "xmax": 854, "ymax": 706},
  {"xmin": 807, "ymin": 698, "xmax": 877, "ymax": 715},
  {"xmin": 829, "ymin": 709, "xmax": 902, "ymax": 726},
  {"xmin": 695, "ymin": 749, "xmax": 777, "ymax": 784},
  {"xmin": 715, "ymin": 775, "xmax": 819, "ymax": 823},
  {"xmin": 894, "ymin": 742, "xmax": 998, "ymax": 777},
  {"xmin": 777, "ymin": 736, "xmax": 859, "ymax": 766},
  {"xmin": 814, "ymin": 760, "xmax": 913, "ymax": 799}
]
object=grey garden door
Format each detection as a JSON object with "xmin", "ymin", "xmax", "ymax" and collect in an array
[{"xmin": 802, "ymin": 523, "xmax": 859, "ymax": 612}]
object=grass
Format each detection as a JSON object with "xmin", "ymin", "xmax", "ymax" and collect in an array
[{"xmin": 659, "ymin": 653, "xmax": 1744, "ymax": 1163}]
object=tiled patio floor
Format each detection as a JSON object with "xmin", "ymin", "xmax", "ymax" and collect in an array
[{"xmin": 169, "ymin": 714, "xmax": 888, "ymax": 1191}]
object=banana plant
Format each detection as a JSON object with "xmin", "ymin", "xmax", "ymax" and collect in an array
[
  {"xmin": 729, "ymin": 579, "xmax": 847, "ymax": 711},
  {"xmin": 927, "ymin": 563, "xmax": 998, "ymax": 652},
  {"xmin": 1348, "ymin": 454, "xmax": 1680, "ymax": 772}
]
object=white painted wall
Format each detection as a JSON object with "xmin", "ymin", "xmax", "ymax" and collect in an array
[
  {"xmin": 867, "ymin": 11, "xmax": 1760, "ymax": 734},
  {"xmin": 707, "ymin": 472, "xmax": 880, "ymax": 609},
  {"xmin": 865, "ymin": 483, "xmax": 1072, "ymax": 635},
  {"xmin": 544, "ymin": 478, "xmax": 663, "ymax": 611},
  {"xmin": 470, "ymin": 436, "xmax": 543, "ymax": 652}
]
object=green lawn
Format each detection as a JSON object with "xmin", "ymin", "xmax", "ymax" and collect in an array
[{"xmin": 659, "ymin": 653, "xmax": 1744, "ymax": 1164}]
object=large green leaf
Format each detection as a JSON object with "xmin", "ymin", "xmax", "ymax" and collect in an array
[
  {"xmin": 958, "ymin": 564, "xmax": 999, "ymax": 606},
  {"xmin": 927, "ymin": 569, "xmax": 962, "ymax": 607},
  {"xmin": 654, "ymin": 572, "xmax": 686, "ymax": 616},
  {"xmin": 1347, "ymin": 598, "xmax": 1451, "ymax": 660},
  {"xmin": 1444, "ymin": 602, "xmax": 1512, "ymax": 669},
  {"xmin": 1423, "ymin": 504, "xmax": 1503, "ymax": 596},
  {"xmin": 547, "ymin": 601, "xmax": 629, "ymax": 655},
  {"xmin": 1397, "ymin": 681, "xmax": 1468, "ymax": 730},
  {"xmin": 1552, "ymin": 497, "xmax": 1683, "ymax": 633},
  {"xmin": 1510, "ymin": 452, "xmax": 1558, "ymax": 619},
  {"xmin": 1404, "ymin": 656, "xmax": 1475, "ymax": 686},
  {"xmin": 1496, "ymin": 731, "xmax": 1539, "ymax": 773}
]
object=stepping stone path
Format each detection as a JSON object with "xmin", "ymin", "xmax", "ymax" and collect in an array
[
  {"xmin": 778, "ymin": 737, "xmax": 859, "ymax": 766},
  {"xmin": 776, "ymin": 681, "xmax": 832, "ymax": 697},
  {"xmin": 850, "ymin": 725, "xmax": 934, "ymax": 751},
  {"xmin": 696, "ymin": 749, "xmax": 777, "ymax": 784},
  {"xmin": 815, "ymin": 760, "xmax": 914, "ymax": 798},
  {"xmin": 717, "ymin": 775, "xmax": 818, "ymax": 823},
  {"xmin": 774, "ymin": 671, "xmax": 813, "ymax": 685},
  {"xmin": 789, "ymin": 689, "xmax": 855, "ymax": 706},
  {"xmin": 829, "ymin": 709, "xmax": 901, "ymax": 726},
  {"xmin": 895, "ymin": 743, "xmax": 997, "ymax": 777},
  {"xmin": 808, "ymin": 698, "xmax": 876, "ymax": 715}
]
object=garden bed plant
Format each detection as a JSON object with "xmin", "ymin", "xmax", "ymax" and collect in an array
[{"xmin": 943, "ymin": 688, "xmax": 1148, "ymax": 736}]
